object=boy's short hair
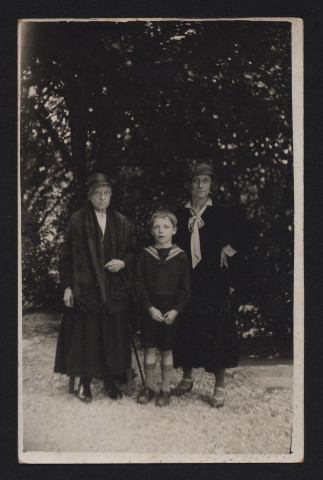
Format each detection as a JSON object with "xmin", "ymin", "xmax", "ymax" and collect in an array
[{"xmin": 150, "ymin": 209, "xmax": 177, "ymax": 228}]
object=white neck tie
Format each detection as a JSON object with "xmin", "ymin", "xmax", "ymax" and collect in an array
[{"xmin": 188, "ymin": 204, "xmax": 208, "ymax": 269}]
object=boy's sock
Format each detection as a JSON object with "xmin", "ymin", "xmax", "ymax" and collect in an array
[
  {"xmin": 161, "ymin": 364, "xmax": 173, "ymax": 393},
  {"xmin": 144, "ymin": 363, "xmax": 155, "ymax": 389}
]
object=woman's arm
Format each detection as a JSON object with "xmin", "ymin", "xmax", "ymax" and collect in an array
[
  {"xmin": 58, "ymin": 219, "xmax": 74, "ymax": 307},
  {"xmin": 58, "ymin": 220, "xmax": 73, "ymax": 291},
  {"xmin": 105, "ymin": 216, "xmax": 136, "ymax": 273}
]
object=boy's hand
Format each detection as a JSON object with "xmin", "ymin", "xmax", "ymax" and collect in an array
[
  {"xmin": 163, "ymin": 309, "xmax": 178, "ymax": 325},
  {"xmin": 148, "ymin": 306, "xmax": 164, "ymax": 322},
  {"xmin": 104, "ymin": 259, "xmax": 125, "ymax": 272}
]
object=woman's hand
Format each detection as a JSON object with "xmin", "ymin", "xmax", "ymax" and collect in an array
[
  {"xmin": 221, "ymin": 244, "xmax": 237, "ymax": 268},
  {"xmin": 163, "ymin": 309, "xmax": 178, "ymax": 325},
  {"xmin": 104, "ymin": 259, "xmax": 125, "ymax": 273},
  {"xmin": 63, "ymin": 287, "xmax": 74, "ymax": 308},
  {"xmin": 148, "ymin": 306, "xmax": 164, "ymax": 322},
  {"xmin": 220, "ymin": 250, "xmax": 229, "ymax": 268}
]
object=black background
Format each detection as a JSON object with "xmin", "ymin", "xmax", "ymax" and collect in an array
[{"xmin": 1, "ymin": 0, "xmax": 322, "ymax": 478}]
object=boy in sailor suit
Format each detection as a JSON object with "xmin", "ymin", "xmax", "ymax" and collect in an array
[{"xmin": 135, "ymin": 209, "xmax": 191, "ymax": 406}]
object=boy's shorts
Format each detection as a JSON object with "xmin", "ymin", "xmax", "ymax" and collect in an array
[
  {"xmin": 141, "ymin": 314, "xmax": 177, "ymax": 351},
  {"xmin": 140, "ymin": 294, "xmax": 178, "ymax": 351}
]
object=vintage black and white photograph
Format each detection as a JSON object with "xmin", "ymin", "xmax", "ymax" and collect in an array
[{"xmin": 18, "ymin": 18, "xmax": 303, "ymax": 463}]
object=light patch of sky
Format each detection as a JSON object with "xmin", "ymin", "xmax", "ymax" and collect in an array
[
  {"xmin": 28, "ymin": 86, "xmax": 36, "ymax": 97},
  {"xmin": 44, "ymin": 233, "xmax": 54, "ymax": 242}
]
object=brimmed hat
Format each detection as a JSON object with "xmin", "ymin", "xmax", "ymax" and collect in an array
[
  {"xmin": 184, "ymin": 162, "xmax": 216, "ymax": 191},
  {"xmin": 85, "ymin": 173, "xmax": 113, "ymax": 191}
]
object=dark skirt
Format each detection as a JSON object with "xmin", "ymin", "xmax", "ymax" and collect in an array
[
  {"xmin": 140, "ymin": 294, "xmax": 178, "ymax": 351},
  {"xmin": 173, "ymin": 270, "xmax": 239, "ymax": 372},
  {"xmin": 54, "ymin": 307, "xmax": 131, "ymax": 378}
]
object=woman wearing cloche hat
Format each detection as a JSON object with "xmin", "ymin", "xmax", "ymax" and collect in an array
[
  {"xmin": 173, "ymin": 162, "xmax": 248, "ymax": 407},
  {"xmin": 54, "ymin": 173, "xmax": 135, "ymax": 402}
]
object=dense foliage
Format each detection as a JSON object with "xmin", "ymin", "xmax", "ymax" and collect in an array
[{"xmin": 20, "ymin": 21, "xmax": 293, "ymax": 355}]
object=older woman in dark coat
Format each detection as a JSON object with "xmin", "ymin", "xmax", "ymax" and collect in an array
[
  {"xmin": 173, "ymin": 163, "xmax": 247, "ymax": 407},
  {"xmin": 54, "ymin": 173, "xmax": 134, "ymax": 402}
]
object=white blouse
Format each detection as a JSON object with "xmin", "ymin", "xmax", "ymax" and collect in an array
[{"xmin": 95, "ymin": 211, "xmax": 107, "ymax": 237}]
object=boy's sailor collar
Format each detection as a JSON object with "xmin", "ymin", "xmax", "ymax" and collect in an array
[{"xmin": 144, "ymin": 244, "xmax": 185, "ymax": 262}]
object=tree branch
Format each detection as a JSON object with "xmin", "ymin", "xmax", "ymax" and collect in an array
[{"xmin": 26, "ymin": 96, "xmax": 73, "ymax": 168}]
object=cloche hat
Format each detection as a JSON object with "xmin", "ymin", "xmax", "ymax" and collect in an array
[
  {"xmin": 85, "ymin": 173, "xmax": 113, "ymax": 191},
  {"xmin": 184, "ymin": 162, "xmax": 216, "ymax": 191}
]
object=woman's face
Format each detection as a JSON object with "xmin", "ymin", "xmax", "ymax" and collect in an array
[
  {"xmin": 90, "ymin": 186, "xmax": 112, "ymax": 212},
  {"xmin": 191, "ymin": 174, "xmax": 212, "ymax": 201}
]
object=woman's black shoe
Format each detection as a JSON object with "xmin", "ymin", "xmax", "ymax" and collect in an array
[
  {"xmin": 105, "ymin": 382, "xmax": 123, "ymax": 400},
  {"xmin": 75, "ymin": 382, "xmax": 92, "ymax": 403},
  {"xmin": 172, "ymin": 378, "xmax": 193, "ymax": 396}
]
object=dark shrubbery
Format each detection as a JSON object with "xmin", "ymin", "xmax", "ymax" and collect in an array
[{"xmin": 20, "ymin": 21, "xmax": 293, "ymax": 355}]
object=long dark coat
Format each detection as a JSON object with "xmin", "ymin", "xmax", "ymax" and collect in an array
[
  {"xmin": 54, "ymin": 202, "xmax": 134, "ymax": 378},
  {"xmin": 173, "ymin": 202, "xmax": 247, "ymax": 372}
]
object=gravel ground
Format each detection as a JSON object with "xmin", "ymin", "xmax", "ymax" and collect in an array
[{"xmin": 21, "ymin": 312, "xmax": 293, "ymax": 456}]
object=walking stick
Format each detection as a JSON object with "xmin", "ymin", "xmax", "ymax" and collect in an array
[
  {"xmin": 120, "ymin": 271, "xmax": 145, "ymax": 386},
  {"xmin": 130, "ymin": 329, "xmax": 145, "ymax": 386}
]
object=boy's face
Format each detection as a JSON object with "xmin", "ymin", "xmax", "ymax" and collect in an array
[{"xmin": 151, "ymin": 216, "xmax": 176, "ymax": 247}]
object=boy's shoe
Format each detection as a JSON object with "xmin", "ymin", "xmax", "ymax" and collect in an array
[
  {"xmin": 155, "ymin": 390, "xmax": 170, "ymax": 407},
  {"xmin": 137, "ymin": 386, "xmax": 155, "ymax": 404}
]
